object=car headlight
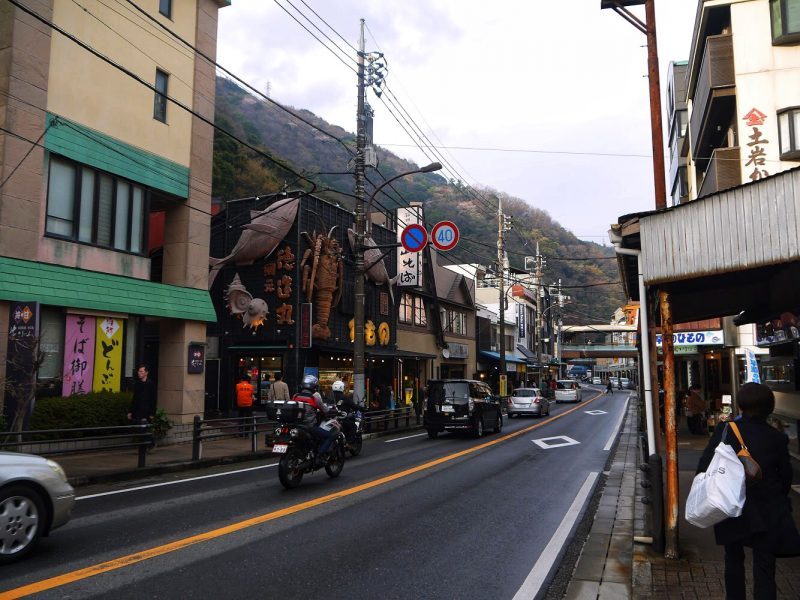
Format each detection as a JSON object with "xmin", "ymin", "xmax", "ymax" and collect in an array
[{"xmin": 46, "ymin": 459, "xmax": 68, "ymax": 482}]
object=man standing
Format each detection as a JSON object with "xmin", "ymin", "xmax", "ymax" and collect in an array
[
  {"xmin": 270, "ymin": 372, "xmax": 290, "ymax": 402},
  {"xmin": 129, "ymin": 363, "xmax": 157, "ymax": 423},
  {"xmin": 235, "ymin": 376, "xmax": 254, "ymax": 436}
]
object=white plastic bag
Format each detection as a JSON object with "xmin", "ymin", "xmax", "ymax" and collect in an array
[{"xmin": 685, "ymin": 442, "xmax": 746, "ymax": 528}]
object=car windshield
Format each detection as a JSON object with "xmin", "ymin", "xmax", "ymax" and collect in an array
[
  {"xmin": 513, "ymin": 389, "xmax": 537, "ymax": 397},
  {"xmin": 428, "ymin": 382, "xmax": 469, "ymax": 403}
]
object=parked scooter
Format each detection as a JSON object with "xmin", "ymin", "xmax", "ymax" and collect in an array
[{"xmin": 268, "ymin": 400, "xmax": 346, "ymax": 489}]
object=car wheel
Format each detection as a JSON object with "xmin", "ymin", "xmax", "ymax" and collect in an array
[
  {"xmin": 427, "ymin": 429, "xmax": 438, "ymax": 440},
  {"xmin": 509, "ymin": 412, "xmax": 516, "ymax": 419},
  {"xmin": 474, "ymin": 416, "xmax": 484, "ymax": 438},
  {"xmin": 493, "ymin": 413, "xmax": 502, "ymax": 433},
  {"xmin": 0, "ymin": 485, "xmax": 46, "ymax": 564}
]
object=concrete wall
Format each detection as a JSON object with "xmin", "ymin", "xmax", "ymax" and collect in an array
[
  {"xmin": 731, "ymin": 1, "xmax": 800, "ymax": 181},
  {"xmin": 47, "ymin": 0, "xmax": 195, "ymax": 168},
  {"xmin": 0, "ymin": 1, "xmax": 52, "ymax": 261}
]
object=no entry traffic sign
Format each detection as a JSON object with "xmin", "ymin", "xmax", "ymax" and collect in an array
[
  {"xmin": 401, "ymin": 223, "xmax": 428, "ymax": 253},
  {"xmin": 430, "ymin": 221, "xmax": 459, "ymax": 251}
]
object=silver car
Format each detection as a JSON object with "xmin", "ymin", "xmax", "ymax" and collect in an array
[
  {"xmin": 507, "ymin": 388, "xmax": 550, "ymax": 418},
  {"xmin": 0, "ymin": 452, "xmax": 75, "ymax": 563}
]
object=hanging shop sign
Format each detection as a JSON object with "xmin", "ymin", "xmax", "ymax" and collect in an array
[
  {"xmin": 397, "ymin": 207, "xmax": 426, "ymax": 287},
  {"xmin": 4, "ymin": 301, "xmax": 40, "ymax": 426},
  {"xmin": 300, "ymin": 303, "xmax": 313, "ymax": 348},
  {"xmin": 445, "ymin": 342, "xmax": 469, "ymax": 359},
  {"xmin": 517, "ymin": 303, "xmax": 526, "ymax": 340},
  {"xmin": 188, "ymin": 343, "xmax": 205, "ymax": 374},
  {"xmin": 62, "ymin": 315, "xmax": 96, "ymax": 396},
  {"xmin": 93, "ymin": 317, "xmax": 123, "ymax": 392},
  {"xmin": 655, "ymin": 330, "xmax": 723, "ymax": 346}
]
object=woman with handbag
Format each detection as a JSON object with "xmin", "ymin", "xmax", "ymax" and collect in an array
[{"xmin": 696, "ymin": 383, "xmax": 798, "ymax": 599}]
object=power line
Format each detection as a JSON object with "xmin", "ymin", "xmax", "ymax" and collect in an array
[
  {"xmin": 0, "ymin": 123, "xmax": 50, "ymax": 191},
  {"xmin": 378, "ymin": 142, "xmax": 653, "ymax": 159}
]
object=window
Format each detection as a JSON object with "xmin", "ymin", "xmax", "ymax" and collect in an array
[
  {"xmin": 778, "ymin": 108, "xmax": 800, "ymax": 159},
  {"xmin": 771, "ymin": 0, "xmax": 800, "ymax": 44},
  {"xmin": 159, "ymin": 0, "xmax": 172, "ymax": 19},
  {"xmin": 154, "ymin": 69, "xmax": 168, "ymax": 122},
  {"xmin": 400, "ymin": 294, "xmax": 427, "ymax": 326},
  {"xmin": 45, "ymin": 156, "xmax": 147, "ymax": 254},
  {"xmin": 444, "ymin": 308, "xmax": 467, "ymax": 335}
]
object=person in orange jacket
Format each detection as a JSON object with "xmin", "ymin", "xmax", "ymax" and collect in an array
[{"xmin": 235, "ymin": 376, "xmax": 255, "ymax": 437}]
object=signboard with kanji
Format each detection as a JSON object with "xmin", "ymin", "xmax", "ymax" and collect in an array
[{"xmin": 397, "ymin": 207, "xmax": 425, "ymax": 287}]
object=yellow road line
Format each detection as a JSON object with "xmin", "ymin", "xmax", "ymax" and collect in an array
[{"xmin": 1, "ymin": 392, "xmax": 603, "ymax": 599}]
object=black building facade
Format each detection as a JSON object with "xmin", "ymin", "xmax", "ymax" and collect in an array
[{"xmin": 207, "ymin": 192, "xmax": 397, "ymax": 413}]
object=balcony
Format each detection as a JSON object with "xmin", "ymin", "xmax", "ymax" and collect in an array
[
  {"xmin": 689, "ymin": 34, "xmax": 735, "ymax": 155},
  {"xmin": 698, "ymin": 146, "xmax": 741, "ymax": 197}
]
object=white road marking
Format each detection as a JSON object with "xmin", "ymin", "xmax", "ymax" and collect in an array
[
  {"xmin": 512, "ymin": 472, "xmax": 599, "ymax": 600},
  {"xmin": 603, "ymin": 396, "xmax": 630, "ymax": 451},
  {"xmin": 76, "ymin": 462, "xmax": 279, "ymax": 500},
  {"xmin": 384, "ymin": 432, "xmax": 428, "ymax": 443},
  {"xmin": 584, "ymin": 410, "xmax": 607, "ymax": 415},
  {"xmin": 532, "ymin": 435, "xmax": 580, "ymax": 449}
]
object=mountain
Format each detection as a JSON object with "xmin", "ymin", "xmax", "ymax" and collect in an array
[{"xmin": 211, "ymin": 76, "xmax": 624, "ymax": 322}]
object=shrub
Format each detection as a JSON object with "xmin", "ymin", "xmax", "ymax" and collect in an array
[{"xmin": 31, "ymin": 392, "xmax": 133, "ymax": 431}]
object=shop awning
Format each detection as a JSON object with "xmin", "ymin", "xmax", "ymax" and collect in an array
[
  {"xmin": 227, "ymin": 345, "xmax": 288, "ymax": 351},
  {"xmin": 479, "ymin": 350, "xmax": 527, "ymax": 364},
  {"xmin": 0, "ymin": 256, "xmax": 217, "ymax": 322},
  {"xmin": 516, "ymin": 344, "xmax": 537, "ymax": 361},
  {"xmin": 366, "ymin": 347, "xmax": 437, "ymax": 359}
]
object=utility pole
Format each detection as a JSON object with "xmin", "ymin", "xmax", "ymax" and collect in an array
[
  {"xmin": 533, "ymin": 243, "xmax": 545, "ymax": 386},
  {"xmin": 353, "ymin": 19, "xmax": 367, "ymax": 407},
  {"xmin": 497, "ymin": 196, "xmax": 509, "ymax": 393}
]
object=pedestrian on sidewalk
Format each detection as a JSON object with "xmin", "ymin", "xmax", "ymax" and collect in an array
[
  {"xmin": 235, "ymin": 376, "xmax": 254, "ymax": 437},
  {"xmin": 687, "ymin": 384, "xmax": 706, "ymax": 435},
  {"xmin": 129, "ymin": 363, "xmax": 157, "ymax": 450},
  {"xmin": 696, "ymin": 382, "xmax": 800, "ymax": 600},
  {"xmin": 270, "ymin": 372, "xmax": 290, "ymax": 401},
  {"xmin": 606, "ymin": 380, "xmax": 613, "ymax": 394}
]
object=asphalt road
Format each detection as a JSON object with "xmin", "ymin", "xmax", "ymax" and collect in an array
[{"xmin": 1, "ymin": 387, "xmax": 632, "ymax": 600}]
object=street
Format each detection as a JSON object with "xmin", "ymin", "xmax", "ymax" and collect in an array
[{"xmin": 1, "ymin": 387, "xmax": 631, "ymax": 600}]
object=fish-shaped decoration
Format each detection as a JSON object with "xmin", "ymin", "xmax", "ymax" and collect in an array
[
  {"xmin": 208, "ymin": 196, "xmax": 300, "ymax": 289},
  {"xmin": 347, "ymin": 228, "xmax": 399, "ymax": 305}
]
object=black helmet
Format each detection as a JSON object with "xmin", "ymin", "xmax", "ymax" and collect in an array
[{"xmin": 300, "ymin": 374, "xmax": 319, "ymax": 392}]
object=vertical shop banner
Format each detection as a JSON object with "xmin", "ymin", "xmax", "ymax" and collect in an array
[
  {"xmin": 62, "ymin": 315, "xmax": 96, "ymax": 396},
  {"xmin": 93, "ymin": 317, "xmax": 123, "ymax": 392},
  {"xmin": 744, "ymin": 348, "xmax": 761, "ymax": 383},
  {"xmin": 397, "ymin": 206, "xmax": 423, "ymax": 287},
  {"xmin": 517, "ymin": 303, "xmax": 525, "ymax": 340},
  {"xmin": 4, "ymin": 301, "xmax": 40, "ymax": 429}
]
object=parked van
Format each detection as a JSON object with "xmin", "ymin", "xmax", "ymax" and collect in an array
[
  {"xmin": 424, "ymin": 379, "xmax": 503, "ymax": 439},
  {"xmin": 555, "ymin": 380, "xmax": 582, "ymax": 403}
]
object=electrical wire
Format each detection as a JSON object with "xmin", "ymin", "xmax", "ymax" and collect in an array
[{"xmin": 0, "ymin": 124, "xmax": 50, "ymax": 191}]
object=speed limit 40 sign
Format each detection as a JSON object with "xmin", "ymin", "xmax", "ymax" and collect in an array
[{"xmin": 430, "ymin": 221, "xmax": 459, "ymax": 251}]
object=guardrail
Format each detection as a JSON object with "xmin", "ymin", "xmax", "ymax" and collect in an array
[
  {"xmin": 191, "ymin": 415, "xmax": 274, "ymax": 461},
  {"xmin": 0, "ymin": 421, "xmax": 154, "ymax": 468},
  {"xmin": 362, "ymin": 406, "xmax": 419, "ymax": 433}
]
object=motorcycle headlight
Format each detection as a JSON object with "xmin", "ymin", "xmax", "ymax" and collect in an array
[
  {"xmin": 46, "ymin": 459, "xmax": 68, "ymax": 483},
  {"xmin": 290, "ymin": 428, "xmax": 299, "ymax": 438}
]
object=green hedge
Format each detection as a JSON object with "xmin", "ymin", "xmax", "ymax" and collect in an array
[{"xmin": 31, "ymin": 392, "xmax": 133, "ymax": 431}]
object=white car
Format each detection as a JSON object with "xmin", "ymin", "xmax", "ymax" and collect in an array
[
  {"xmin": 591, "ymin": 377, "xmax": 602, "ymax": 385},
  {"xmin": 554, "ymin": 380, "xmax": 582, "ymax": 403},
  {"xmin": 0, "ymin": 452, "xmax": 75, "ymax": 563}
]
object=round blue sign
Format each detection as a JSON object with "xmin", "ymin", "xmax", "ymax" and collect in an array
[{"xmin": 401, "ymin": 224, "xmax": 428, "ymax": 253}]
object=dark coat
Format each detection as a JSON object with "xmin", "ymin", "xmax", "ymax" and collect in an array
[
  {"xmin": 696, "ymin": 416, "xmax": 793, "ymax": 548},
  {"xmin": 131, "ymin": 378, "xmax": 157, "ymax": 422}
]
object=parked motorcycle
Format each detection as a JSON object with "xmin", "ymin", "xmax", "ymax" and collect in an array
[
  {"xmin": 269, "ymin": 401, "xmax": 346, "ymax": 489},
  {"xmin": 339, "ymin": 407, "xmax": 363, "ymax": 456}
]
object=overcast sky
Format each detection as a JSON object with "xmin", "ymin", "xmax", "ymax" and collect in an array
[{"xmin": 217, "ymin": 0, "xmax": 699, "ymax": 244}]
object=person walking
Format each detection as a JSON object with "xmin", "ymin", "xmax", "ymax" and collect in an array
[
  {"xmin": 687, "ymin": 384, "xmax": 706, "ymax": 435},
  {"xmin": 129, "ymin": 363, "xmax": 157, "ymax": 423},
  {"xmin": 270, "ymin": 372, "xmax": 290, "ymax": 401},
  {"xmin": 696, "ymin": 383, "xmax": 799, "ymax": 600},
  {"xmin": 235, "ymin": 375, "xmax": 254, "ymax": 437},
  {"xmin": 606, "ymin": 380, "xmax": 613, "ymax": 394}
]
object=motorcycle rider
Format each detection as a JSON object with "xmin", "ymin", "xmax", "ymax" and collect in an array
[{"xmin": 293, "ymin": 374, "xmax": 335, "ymax": 465}]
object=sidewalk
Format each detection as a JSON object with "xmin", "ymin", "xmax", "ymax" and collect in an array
[{"xmin": 564, "ymin": 401, "xmax": 800, "ymax": 599}]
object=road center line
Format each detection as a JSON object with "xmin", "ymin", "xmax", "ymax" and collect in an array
[
  {"xmin": 76, "ymin": 463, "xmax": 280, "ymax": 501},
  {"xmin": 512, "ymin": 472, "xmax": 599, "ymax": 600},
  {"xmin": 1, "ymin": 392, "xmax": 603, "ymax": 599},
  {"xmin": 603, "ymin": 395, "xmax": 630, "ymax": 451}
]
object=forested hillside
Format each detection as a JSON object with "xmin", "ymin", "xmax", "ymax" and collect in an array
[{"xmin": 211, "ymin": 77, "xmax": 624, "ymax": 322}]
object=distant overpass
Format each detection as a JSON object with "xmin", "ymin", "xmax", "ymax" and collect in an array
[{"xmin": 560, "ymin": 324, "xmax": 638, "ymax": 359}]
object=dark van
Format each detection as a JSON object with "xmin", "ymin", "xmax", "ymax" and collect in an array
[{"xmin": 424, "ymin": 379, "xmax": 503, "ymax": 439}]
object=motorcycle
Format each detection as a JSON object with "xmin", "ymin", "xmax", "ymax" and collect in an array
[
  {"xmin": 338, "ymin": 406, "xmax": 363, "ymax": 457},
  {"xmin": 269, "ymin": 401, "xmax": 346, "ymax": 489}
]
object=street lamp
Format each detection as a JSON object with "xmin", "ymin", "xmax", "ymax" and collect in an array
[{"xmin": 352, "ymin": 162, "xmax": 442, "ymax": 406}]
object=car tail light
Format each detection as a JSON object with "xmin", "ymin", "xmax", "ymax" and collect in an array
[{"xmin": 533, "ymin": 398, "xmax": 539, "ymax": 404}]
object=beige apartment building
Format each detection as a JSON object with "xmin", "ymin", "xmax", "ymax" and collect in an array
[{"xmin": 0, "ymin": 0, "xmax": 228, "ymax": 424}]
